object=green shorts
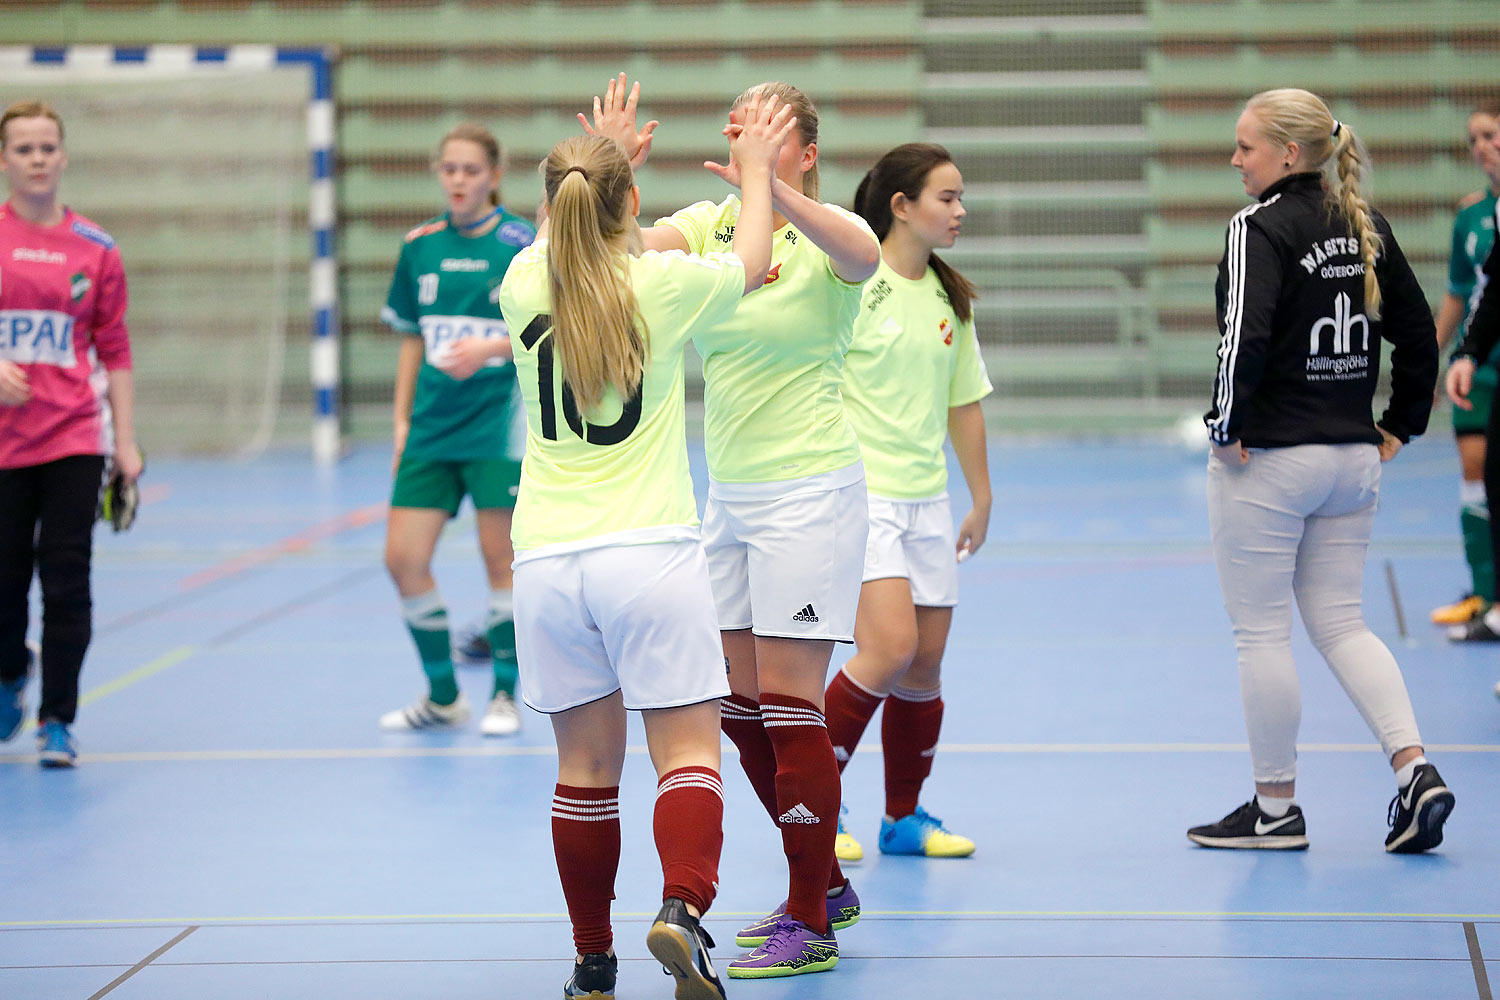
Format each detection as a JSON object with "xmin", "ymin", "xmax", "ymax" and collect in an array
[
  {"xmin": 1453, "ymin": 364, "xmax": 1497, "ymax": 436},
  {"xmin": 391, "ymin": 456, "xmax": 522, "ymax": 514}
]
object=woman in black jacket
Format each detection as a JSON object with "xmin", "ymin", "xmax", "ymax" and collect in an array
[{"xmin": 1191, "ymin": 88, "xmax": 1454, "ymax": 854}]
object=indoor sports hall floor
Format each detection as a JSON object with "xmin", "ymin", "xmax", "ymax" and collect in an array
[{"xmin": 2, "ymin": 434, "xmax": 1496, "ymax": 1000}]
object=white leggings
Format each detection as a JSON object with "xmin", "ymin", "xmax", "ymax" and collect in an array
[{"xmin": 1207, "ymin": 443, "xmax": 1422, "ymax": 784}]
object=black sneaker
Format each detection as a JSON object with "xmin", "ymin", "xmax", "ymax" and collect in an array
[
  {"xmin": 452, "ymin": 623, "xmax": 492, "ymax": 664},
  {"xmin": 1385, "ymin": 764, "xmax": 1455, "ymax": 854},
  {"xmin": 1447, "ymin": 614, "xmax": 1500, "ymax": 642},
  {"xmin": 1187, "ymin": 800, "xmax": 1309, "ymax": 850},
  {"xmin": 563, "ymin": 951, "xmax": 616, "ymax": 999},
  {"xmin": 646, "ymin": 897, "xmax": 727, "ymax": 1000}
]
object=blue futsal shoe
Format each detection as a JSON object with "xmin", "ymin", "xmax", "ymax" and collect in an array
[{"xmin": 878, "ymin": 806, "xmax": 976, "ymax": 857}]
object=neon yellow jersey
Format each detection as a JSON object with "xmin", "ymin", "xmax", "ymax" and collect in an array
[
  {"xmin": 842, "ymin": 259, "xmax": 992, "ymax": 499},
  {"xmin": 657, "ymin": 195, "xmax": 877, "ymax": 484},
  {"xmin": 498, "ymin": 240, "xmax": 746, "ymax": 555}
]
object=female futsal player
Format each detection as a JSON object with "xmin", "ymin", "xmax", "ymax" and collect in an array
[
  {"xmin": 1432, "ymin": 101, "xmax": 1500, "ymax": 636},
  {"xmin": 821, "ymin": 142, "xmax": 992, "ymax": 862},
  {"xmin": 378, "ymin": 124, "xmax": 533, "ymax": 737},
  {"xmin": 0, "ymin": 100, "xmax": 142, "ymax": 767},
  {"xmin": 584, "ymin": 74, "xmax": 881, "ymax": 978},
  {"xmin": 1192, "ymin": 89, "xmax": 1453, "ymax": 854},
  {"xmin": 498, "ymin": 97, "xmax": 792, "ymax": 999}
]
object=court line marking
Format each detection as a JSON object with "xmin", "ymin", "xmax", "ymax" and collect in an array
[
  {"xmin": 5, "ymin": 910, "xmax": 1498, "ymax": 930},
  {"xmin": 5, "ymin": 954, "xmax": 1483, "ymax": 971},
  {"xmin": 98, "ymin": 502, "xmax": 386, "ymax": 636},
  {"xmin": 14, "ymin": 568, "xmax": 376, "ymax": 738},
  {"xmin": 1468, "ymin": 922, "xmax": 1495, "ymax": 1000},
  {"xmin": 5, "ymin": 741, "xmax": 1496, "ymax": 766},
  {"xmin": 83, "ymin": 925, "xmax": 195, "ymax": 999}
]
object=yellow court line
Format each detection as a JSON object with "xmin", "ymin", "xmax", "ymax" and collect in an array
[
  {"xmin": 17, "ymin": 645, "xmax": 198, "ymax": 736},
  {"xmin": 4, "ymin": 739, "xmax": 1499, "ymax": 766},
  {"xmin": 4, "ymin": 909, "xmax": 1498, "ymax": 929}
]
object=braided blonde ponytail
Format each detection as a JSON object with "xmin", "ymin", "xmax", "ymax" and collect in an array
[
  {"xmin": 1246, "ymin": 88, "xmax": 1384, "ymax": 317},
  {"xmin": 1329, "ymin": 126, "xmax": 1383, "ymax": 318}
]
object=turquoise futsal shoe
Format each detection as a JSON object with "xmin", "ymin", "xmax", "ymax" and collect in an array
[
  {"xmin": 37, "ymin": 720, "xmax": 77, "ymax": 768},
  {"xmin": 878, "ymin": 806, "xmax": 976, "ymax": 857}
]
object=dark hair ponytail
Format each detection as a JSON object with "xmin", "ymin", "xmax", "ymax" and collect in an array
[{"xmin": 854, "ymin": 142, "xmax": 976, "ymax": 324}]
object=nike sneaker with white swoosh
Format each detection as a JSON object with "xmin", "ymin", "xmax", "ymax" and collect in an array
[
  {"xmin": 1385, "ymin": 764, "xmax": 1455, "ymax": 854},
  {"xmin": 1187, "ymin": 800, "xmax": 1308, "ymax": 850}
]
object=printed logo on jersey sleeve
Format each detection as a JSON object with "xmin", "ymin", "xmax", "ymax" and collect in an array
[
  {"xmin": 70, "ymin": 220, "xmax": 115, "ymax": 249},
  {"xmin": 1, "ymin": 310, "xmax": 77, "ymax": 367},
  {"xmin": 497, "ymin": 220, "xmax": 535, "ymax": 248},
  {"xmin": 405, "ymin": 219, "xmax": 448, "ymax": 242}
]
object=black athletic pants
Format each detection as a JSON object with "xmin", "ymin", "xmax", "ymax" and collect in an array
[
  {"xmin": 0, "ymin": 454, "xmax": 106, "ymax": 726},
  {"xmin": 1486, "ymin": 398, "xmax": 1500, "ymax": 587}
]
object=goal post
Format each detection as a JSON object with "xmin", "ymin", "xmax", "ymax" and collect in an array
[{"xmin": 0, "ymin": 45, "xmax": 341, "ymax": 463}]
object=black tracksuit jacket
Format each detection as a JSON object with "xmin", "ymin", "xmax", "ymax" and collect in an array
[
  {"xmin": 1456, "ymin": 203, "xmax": 1500, "ymax": 362},
  {"xmin": 1205, "ymin": 173, "xmax": 1437, "ymax": 448}
]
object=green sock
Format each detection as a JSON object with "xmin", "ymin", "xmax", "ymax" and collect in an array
[
  {"xmin": 487, "ymin": 588, "xmax": 518, "ymax": 698},
  {"xmin": 401, "ymin": 589, "xmax": 458, "ymax": 705},
  {"xmin": 1461, "ymin": 498, "xmax": 1494, "ymax": 602}
]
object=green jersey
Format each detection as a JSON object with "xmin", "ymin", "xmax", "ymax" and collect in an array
[
  {"xmin": 381, "ymin": 210, "xmax": 537, "ymax": 461},
  {"xmin": 1449, "ymin": 190, "xmax": 1498, "ymax": 344},
  {"xmin": 657, "ymin": 195, "xmax": 878, "ymax": 484},
  {"xmin": 498, "ymin": 241, "xmax": 746, "ymax": 555},
  {"xmin": 842, "ymin": 259, "xmax": 992, "ymax": 499}
]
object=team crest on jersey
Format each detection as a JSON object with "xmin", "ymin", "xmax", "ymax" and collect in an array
[
  {"xmin": 939, "ymin": 318, "xmax": 953, "ymax": 346},
  {"xmin": 70, "ymin": 220, "xmax": 115, "ymax": 249},
  {"xmin": 70, "ymin": 272, "xmax": 91, "ymax": 301},
  {"xmin": 763, "ymin": 263, "xmax": 783, "ymax": 285},
  {"xmin": 404, "ymin": 219, "xmax": 449, "ymax": 242}
]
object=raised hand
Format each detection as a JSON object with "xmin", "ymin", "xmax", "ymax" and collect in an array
[
  {"xmin": 578, "ymin": 72, "xmax": 658, "ymax": 170},
  {"xmin": 704, "ymin": 96, "xmax": 796, "ymax": 189}
]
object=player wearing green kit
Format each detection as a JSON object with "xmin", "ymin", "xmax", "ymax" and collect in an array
[
  {"xmin": 822, "ymin": 144, "xmax": 993, "ymax": 863},
  {"xmin": 587, "ymin": 74, "xmax": 882, "ymax": 980},
  {"xmin": 378, "ymin": 124, "xmax": 535, "ymax": 736},
  {"xmin": 1435, "ymin": 101, "xmax": 1500, "ymax": 635},
  {"xmin": 498, "ymin": 108, "xmax": 791, "ymax": 1000}
]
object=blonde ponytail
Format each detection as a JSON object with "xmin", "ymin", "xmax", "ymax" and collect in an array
[
  {"xmin": 542, "ymin": 134, "xmax": 646, "ymax": 411},
  {"xmin": 1329, "ymin": 126, "xmax": 1383, "ymax": 318},
  {"xmin": 1246, "ymin": 88, "xmax": 1384, "ymax": 317}
]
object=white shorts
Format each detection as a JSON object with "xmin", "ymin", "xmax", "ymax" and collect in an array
[
  {"xmin": 513, "ymin": 540, "xmax": 730, "ymax": 714},
  {"xmin": 702, "ymin": 469, "xmax": 868, "ymax": 642},
  {"xmin": 863, "ymin": 494, "xmax": 959, "ymax": 607}
]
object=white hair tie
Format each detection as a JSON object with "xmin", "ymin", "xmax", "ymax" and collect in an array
[{"xmin": 1331, "ymin": 120, "xmax": 1343, "ymax": 138}]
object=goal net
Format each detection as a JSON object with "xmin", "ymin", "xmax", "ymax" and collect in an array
[{"xmin": 0, "ymin": 49, "xmax": 314, "ymax": 457}]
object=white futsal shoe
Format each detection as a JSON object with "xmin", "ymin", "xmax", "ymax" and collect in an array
[
  {"xmin": 379, "ymin": 692, "xmax": 472, "ymax": 730},
  {"xmin": 480, "ymin": 691, "xmax": 522, "ymax": 736}
]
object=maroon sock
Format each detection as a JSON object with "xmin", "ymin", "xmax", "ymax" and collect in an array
[
  {"xmin": 655, "ymin": 766, "xmax": 724, "ymax": 914},
  {"xmin": 761, "ymin": 693, "xmax": 840, "ymax": 933},
  {"xmin": 720, "ymin": 694, "xmax": 780, "ymax": 820},
  {"xmin": 882, "ymin": 685, "xmax": 944, "ymax": 820},
  {"xmin": 551, "ymin": 784, "xmax": 620, "ymax": 954},
  {"xmin": 824, "ymin": 667, "xmax": 885, "ymax": 773}
]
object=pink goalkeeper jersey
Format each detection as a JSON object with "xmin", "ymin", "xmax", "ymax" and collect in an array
[{"xmin": 0, "ymin": 204, "xmax": 131, "ymax": 469}]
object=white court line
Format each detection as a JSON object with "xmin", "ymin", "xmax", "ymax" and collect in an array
[
  {"xmin": 5, "ymin": 908, "xmax": 1499, "ymax": 929},
  {"xmin": 2, "ymin": 741, "xmax": 1496, "ymax": 765}
]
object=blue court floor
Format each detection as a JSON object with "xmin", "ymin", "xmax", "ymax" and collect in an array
[{"xmin": 2, "ymin": 433, "xmax": 1496, "ymax": 999}]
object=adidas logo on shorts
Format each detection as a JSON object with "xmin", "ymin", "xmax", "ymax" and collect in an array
[
  {"xmin": 792, "ymin": 603, "xmax": 820, "ymax": 623},
  {"xmin": 778, "ymin": 803, "xmax": 821, "ymax": 825}
]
